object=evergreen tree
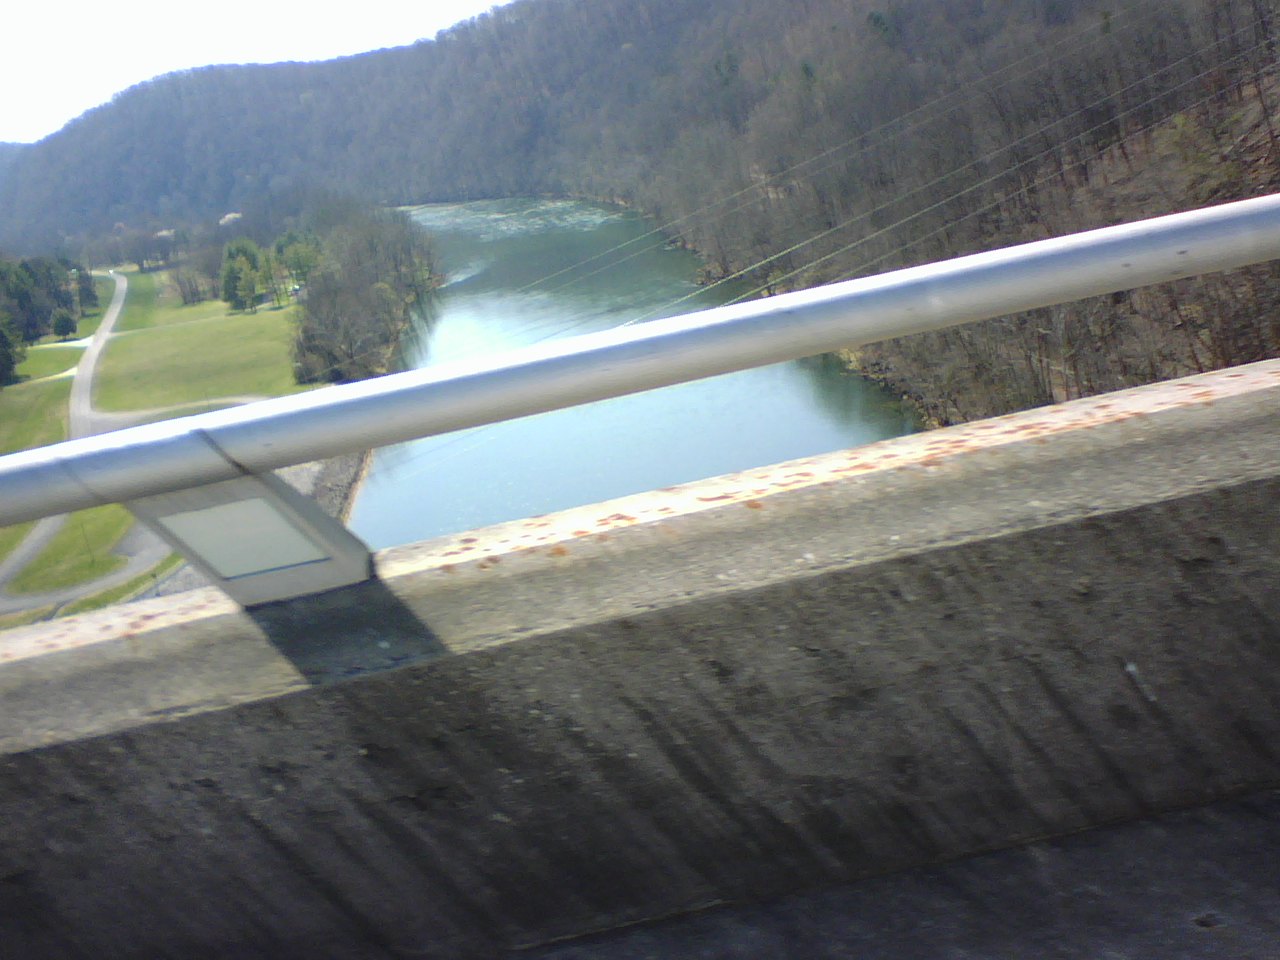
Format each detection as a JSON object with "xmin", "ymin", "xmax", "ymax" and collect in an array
[
  {"xmin": 52, "ymin": 309, "xmax": 77, "ymax": 340},
  {"xmin": 76, "ymin": 267, "xmax": 99, "ymax": 309},
  {"xmin": 219, "ymin": 238, "xmax": 262, "ymax": 310}
]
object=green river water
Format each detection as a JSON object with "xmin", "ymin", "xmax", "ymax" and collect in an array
[{"xmin": 348, "ymin": 198, "xmax": 918, "ymax": 548}]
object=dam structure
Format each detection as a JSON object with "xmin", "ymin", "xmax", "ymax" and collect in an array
[{"xmin": 1, "ymin": 197, "xmax": 1279, "ymax": 957}]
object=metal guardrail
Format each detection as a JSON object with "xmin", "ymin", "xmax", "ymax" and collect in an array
[{"xmin": 4, "ymin": 194, "xmax": 1280, "ymax": 604}]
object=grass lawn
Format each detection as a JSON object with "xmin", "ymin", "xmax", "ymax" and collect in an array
[
  {"xmin": 0, "ymin": 520, "xmax": 36, "ymax": 565},
  {"xmin": 8, "ymin": 506, "xmax": 132, "ymax": 594},
  {"xmin": 112, "ymin": 269, "xmax": 164, "ymax": 331},
  {"xmin": 0, "ymin": 270, "xmax": 311, "ymax": 613},
  {"xmin": 0, "ymin": 376, "xmax": 124, "ymax": 596},
  {"xmin": 95, "ymin": 304, "xmax": 310, "ymax": 411},
  {"xmin": 114, "ymin": 269, "xmax": 234, "ymax": 332},
  {"xmin": 141, "ymin": 296, "xmax": 232, "ymax": 329},
  {"xmin": 0, "ymin": 377, "xmax": 70, "ymax": 454},
  {"xmin": 60, "ymin": 553, "xmax": 183, "ymax": 616},
  {"xmin": 0, "ymin": 378, "xmax": 72, "ymax": 566},
  {"xmin": 16, "ymin": 343, "xmax": 84, "ymax": 381}
]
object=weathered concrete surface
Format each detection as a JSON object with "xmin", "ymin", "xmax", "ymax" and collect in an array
[
  {"xmin": 1, "ymin": 360, "xmax": 1279, "ymax": 958},
  {"xmin": 527, "ymin": 788, "xmax": 1280, "ymax": 959}
]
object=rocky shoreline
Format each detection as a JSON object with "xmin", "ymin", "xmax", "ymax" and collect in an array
[
  {"xmin": 832, "ymin": 348, "xmax": 948, "ymax": 430},
  {"xmin": 308, "ymin": 450, "xmax": 370, "ymax": 523}
]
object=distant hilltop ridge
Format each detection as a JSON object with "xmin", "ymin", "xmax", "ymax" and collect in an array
[
  {"xmin": 0, "ymin": 0, "xmax": 1263, "ymax": 257},
  {"xmin": 2, "ymin": 2, "xmax": 1275, "ymax": 355}
]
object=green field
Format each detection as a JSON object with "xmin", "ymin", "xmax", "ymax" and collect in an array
[
  {"xmin": 96, "ymin": 267, "xmax": 311, "ymax": 411},
  {"xmin": 61, "ymin": 553, "xmax": 183, "ymax": 616},
  {"xmin": 0, "ymin": 377, "xmax": 70, "ymax": 454},
  {"xmin": 7, "ymin": 506, "xmax": 132, "ymax": 594},
  {"xmin": 16, "ymin": 344, "xmax": 84, "ymax": 381},
  {"xmin": 114, "ymin": 270, "xmax": 238, "ymax": 332},
  {"xmin": 1, "ymin": 267, "xmax": 312, "ymax": 615},
  {"xmin": 95, "ymin": 305, "xmax": 309, "ymax": 410},
  {"xmin": 135, "ymin": 295, "xmax": 230, "ymax": 330},
  {"xmin": 0, "ymin": 520, "xmax": 36, "ymax": 566},
  {"xmin": 0, "ymin": 366, "xmax": 73, "ymax": 566},
  {"xmin": 112, "ymin": 269, "xmax": 164, "ymax": 331}
]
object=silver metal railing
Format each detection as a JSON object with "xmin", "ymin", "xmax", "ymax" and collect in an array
[{"xmin": 4, "ymin": 194, "xmax": 1280, "ymax": 604}]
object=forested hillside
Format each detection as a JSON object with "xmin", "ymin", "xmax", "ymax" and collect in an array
[
  {"xmin": 0, "ymin": 0, "xmax": 1276, "ymax": 419},
  {"xmin": 1, "ymin": 0, "xmax": 1266, "ymax": 252},
  {"xmin": 0, "ymin": 143, "xmax": 22, "ymax": 187}
]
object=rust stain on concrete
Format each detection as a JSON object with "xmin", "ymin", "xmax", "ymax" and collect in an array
[{"xmin": 370, "ymin": 359, "xmax": 1280, "ymax": 584}]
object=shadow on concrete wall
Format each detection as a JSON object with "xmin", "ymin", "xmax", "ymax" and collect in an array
[{"xmin": 247, "ymin": 578, "xmax": 448, "ymax": 684}]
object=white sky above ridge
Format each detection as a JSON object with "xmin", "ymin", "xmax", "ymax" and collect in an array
[{"xmin": 2, "ymin": 1, "xmax": 514, "ymax": 143}]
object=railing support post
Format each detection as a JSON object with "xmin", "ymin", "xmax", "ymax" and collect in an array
[{"xmin": 126, "ymin": 471, "xmax": 372, "ymax": 607}]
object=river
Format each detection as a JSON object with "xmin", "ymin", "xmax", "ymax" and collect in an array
[{"xmin": 347, "ymin": 198, "xmax": 918, "ymax": 549}]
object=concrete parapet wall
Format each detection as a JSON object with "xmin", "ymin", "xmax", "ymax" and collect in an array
[{"xmin": 2, "ymin": 361, "xmax": 1280, "ymax": 958}]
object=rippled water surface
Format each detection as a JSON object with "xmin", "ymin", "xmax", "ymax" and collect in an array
[{"xmin": 348, "ymin": 199, "xmax": 918, "ymax": 548}]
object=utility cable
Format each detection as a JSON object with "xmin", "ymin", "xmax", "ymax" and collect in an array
[
  {"xmin": 636, "ymin": 14, "xmax": 1269, "ymax": 321},
  {"xmin": 511, "ymin": 0, "xmax": 1172, "ymax": 300}
]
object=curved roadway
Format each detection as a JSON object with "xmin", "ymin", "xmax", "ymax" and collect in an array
[{"xmin": 69, "ymin": 270, "xmax": 127, "ymax": 437}]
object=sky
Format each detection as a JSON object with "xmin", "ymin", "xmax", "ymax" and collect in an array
[{"xmin": 2, "ymin": 1, "xmax": 515, "ymax": 144}]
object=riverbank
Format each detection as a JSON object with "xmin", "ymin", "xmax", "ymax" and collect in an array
[
  {"xmin": 311, "ymin": 450, "xmax": 370, "ymax": 523},
  {"xmin": 833, "ymin": 348, "xmax": 950, "ymax": 430},
  {"xmin": 571, "ymin": 195, "xmax": 938, "ymax": 416}
]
